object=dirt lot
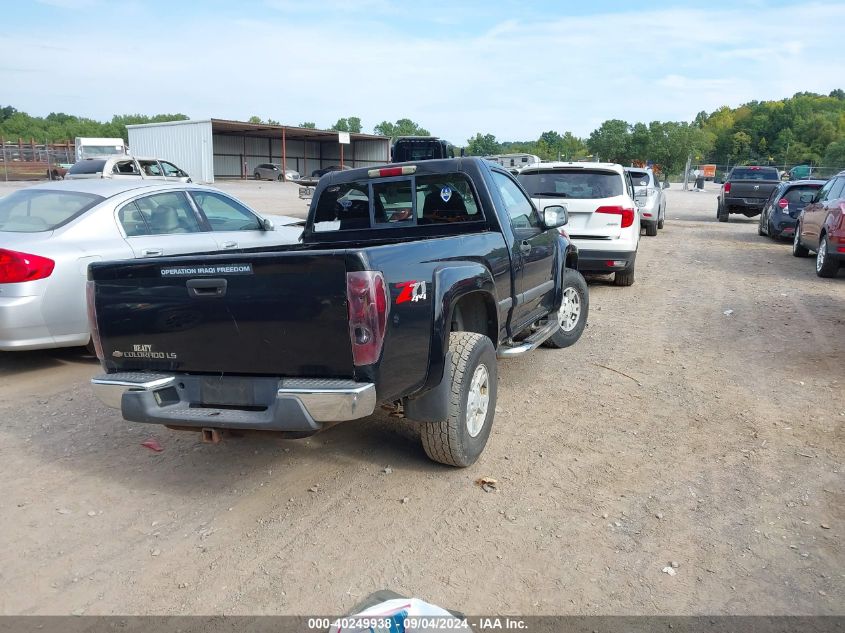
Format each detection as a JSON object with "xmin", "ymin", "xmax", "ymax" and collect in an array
[{"xmin": 0, "ymin": 183, "xmax": 842, "ymax": 616}]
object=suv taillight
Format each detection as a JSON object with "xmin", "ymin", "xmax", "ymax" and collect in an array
[
  {"xmin": 596, "ymin": 205, "xmax": 635, "ymax": 229},
  {"xmin": 86, "ymin": 280, "xmax": 105, "ymax": 361},
  {"xmin": 724, "ymin": 182, "xmax": 732, "ymax": 194},
  {"xmin": 0, "ymin": 249, "xmax": 55, "ymax": 284},
  {"xmin": 346, "ymin": 271, "xmax": 389, "ymax": 366}
]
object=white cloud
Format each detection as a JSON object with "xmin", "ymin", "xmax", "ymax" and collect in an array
[{"xmin": 3, "ymin": 2, "xmax": 844, "ymax": 141}]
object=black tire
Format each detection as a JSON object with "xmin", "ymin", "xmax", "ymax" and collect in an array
[
  {"xmin": 543, "ymin": 269, "xmax": 589, "ymax": 349},
  {"xmin": 657, "ymin": 210, "xmax": 664, "ymax": 230},
  {"xmin": 816, "ymin": 234, "xmax": 839, "ymax": 278},
  {"xmin": 758, "ymin": 213, "xmax": 766, "ymax": 236},
  {"xmin": 645, "ymin": 222, "xmax": 658, "ymax": 237},
  {"xmin": 254, "ymin": 172, "xmax": 261, "ymax": 180},
  {"xmin": 614, "ymin": 265, "xmax": 635, "ymax": 287},
  {"xmin": 792, "ymin": 225, "xmax": 810, "ymax": 257},
  {"xmin": 277, "ymin": 174, "xmax": 284, "ymax": 181},
  {"xmin": 420, "ymin": 332, "xmax": 497, "ymax": 467},
  {"xmin": 717, "ymin": 202, "xmax": 728, "ymax": 222}
]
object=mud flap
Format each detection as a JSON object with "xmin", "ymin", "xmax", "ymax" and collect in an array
[{"xmin": 402, "ymin": 351, "xmax": 453, "ymax": 423}]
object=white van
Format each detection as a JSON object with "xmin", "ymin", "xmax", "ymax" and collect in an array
[{"xmin": 74, "ymin": 137, "xmax": 127, "ymax": 161}]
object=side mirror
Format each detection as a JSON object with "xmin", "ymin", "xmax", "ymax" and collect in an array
[
  {"xmin": 261, "ymin": 217, "xmax": 275, "ymax": 231},
  {"xmin": 543, "ymin": 205, "xmax": 568, "ymax": 228}
]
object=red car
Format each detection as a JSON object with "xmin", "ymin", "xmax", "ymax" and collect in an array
[{"xmin": 793, "ymin": 170, "xmax": 845, "ymax": 277}]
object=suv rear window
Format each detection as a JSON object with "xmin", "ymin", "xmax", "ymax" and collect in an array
[
  {"xmin": 312, "ymin": 173, "xmax": 482, "ymax": 232},
  {"xmin": 0, "ymin": 189, "xmax": 104, "ymax": 232},
  {"xmin": 627, "ymin": 170, "xmax": 650, "ymax": 186},
  {"xmin": 518, "ymin": 169, "xmax": 623, "ymax": 199},
  {"xmin": 730, "ymin": 167, "xmax": 779, "ymax": 180},
  {"xmin": 68, "ymin": 159, "xmax": 107, "ymax": 174},
  {"xmin": 782, "ymin": 184, "xmax": 822, "ymax": 206}
]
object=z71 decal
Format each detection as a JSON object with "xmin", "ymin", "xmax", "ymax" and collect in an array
[{"xmin": 396, "ymin": 281, "xmax": 427, "ymax": 304}]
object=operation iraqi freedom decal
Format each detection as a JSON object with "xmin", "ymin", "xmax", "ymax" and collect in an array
[{"xmin": 396, "ymin": 281, "xmax": 427, "ymax": 304}]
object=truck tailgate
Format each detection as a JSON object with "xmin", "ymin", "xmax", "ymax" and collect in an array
[{"xmin": 90, "ymin": 253, "xmax": 354, "ymax": 377}]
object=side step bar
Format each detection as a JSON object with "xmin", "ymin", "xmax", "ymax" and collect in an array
[{"xmin": 497, "ymin": 318, "xmax": 559, "ymax": 358}]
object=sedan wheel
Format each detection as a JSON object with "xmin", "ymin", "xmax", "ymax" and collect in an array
[{"xmin": 816, "ymin": 235, "xmax": 839, "ymax": 277}]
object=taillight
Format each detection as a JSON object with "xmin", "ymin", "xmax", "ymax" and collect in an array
[
  {"xmin": 724, "ymin": 183, "xmax": 732, "ymax": 194},
  {"xmin": 346, "ymin": 271, "xmax": 389, "ymax": 366},
  {"xmin": 778, "ymin": 199, "xmax": 789, "ymax": 210},
  {"xmin": 596, "ymin": 205, "xmax": 635, "ymax": 229},
  {"xmin": 86, "ymin": 280, "xmax": 105, "ymax": 361},
  {"xmin": 0, "ymin": 249, "xmax": 55, "ymax": 284}
]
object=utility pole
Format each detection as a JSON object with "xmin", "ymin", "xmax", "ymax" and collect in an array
[
  {"xmin": 682, "ymin": 154, "xmax": 692, "ymax": 191},
  {"xmin": 783, "ymin": 142, "xmax": 789, "ymax": 173}
]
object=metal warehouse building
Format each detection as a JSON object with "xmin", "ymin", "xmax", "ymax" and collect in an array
[{"xmin": 126, "ymin": 118, "xmax": 390, "ymax": 183}]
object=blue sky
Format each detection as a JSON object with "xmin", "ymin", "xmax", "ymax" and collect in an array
[{"xmin": 4, "ymin": 0, "xmax": 844, "ymax": 142}]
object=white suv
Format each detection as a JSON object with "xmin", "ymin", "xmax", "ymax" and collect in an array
[{"xmin": 518, "ymin": 162, "xmax": 640, "ymax": 286}]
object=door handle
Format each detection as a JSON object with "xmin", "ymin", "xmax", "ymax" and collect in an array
[
  {"xmin": 141, "ymin": 248, "xmax": 163, "ymax": 257},
  {"xmin": 519, "ymin": 240, "xmax": 532, "ymax": 255},
  {"xmin": 222, "ymin": 241, "xmax": 238, "ymax": 249},
  {"xmin": 186, "ymin": 278, "xmax": 227, "ymax": 298}
]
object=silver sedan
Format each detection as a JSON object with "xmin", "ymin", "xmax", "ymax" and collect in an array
[{"xmin": 0, "ymin": 180, "xmax": 303, "ymax": 351}]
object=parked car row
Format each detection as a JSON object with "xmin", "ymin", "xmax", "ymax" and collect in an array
[
  {"xmin": 0, "ymin": 180, "xmax": 304, "ymax": 351},
  {"xmin": 66, "ymin": 156, "xmax": 192, "ymax": 182},
  {"xmin": 724, "ymin": 166, "xmax": 845, "ymax": 278}
]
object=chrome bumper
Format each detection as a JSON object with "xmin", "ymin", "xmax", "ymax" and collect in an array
[{"xmin": 91, "ymin": 373, "xmax": 377, "ymax": 427}]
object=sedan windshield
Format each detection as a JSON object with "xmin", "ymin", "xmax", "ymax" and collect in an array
[
  {"xmin": 0, "ymin": 189, "xmax": 104, "ymax": 232},
  {"xmin": 519, "ymin": 169, "xmax": 623, "ymax": 199}
]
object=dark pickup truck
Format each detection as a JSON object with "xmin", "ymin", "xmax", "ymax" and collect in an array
[
  {"xmin": 87, "ymin": 157, "xmax": 588, "ymax": 467},
  {"xmin": 717, "ymin": 166, "xmax": 781, "ymax": 222}
]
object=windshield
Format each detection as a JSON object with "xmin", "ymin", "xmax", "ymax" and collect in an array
[
  {"xmin": 68, "ymin": 159, "xmax": 107, "ymax": 174},
  {"xmin": 518, "ymin": 169, "xmax": 623, "ymax": 199},
  {"xmin": 731, "ymin": 167, "xmax": 779, "ymax": 180},
  {"xmin": 0, "ymin": 189, "xmax": 104, "ymax": 232}
]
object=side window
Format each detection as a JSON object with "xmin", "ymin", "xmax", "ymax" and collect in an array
[
  {"xmin": 491, "ymin": 170, "xmax": 539, "ymax": 231},
  {"xmin": 118, "ymin": 201, "xmax": 151, "ymax": 236},
  {"xmin": 132, "ymin": 192, "xmax": 202, "ymax": 235},
  {"xmin": 815, "ymin": 179, "xmax": 835, "ymax": 203},
  {"xmin": 190, "ymin": 191, "xmax": 261, "ymax": 231},
  {"xmin": 826, "ymin": 177, "xmax": 845, "ymax": 202},
  {"xmin": 138, "ymin": 160, "xmax": 163, "ymax": 177},
  {"xmin": 113, "ymin": 159, "xmax": 140, "ymax": 175},
  {"xmin": 161, "ymin": 161, "xmax": 185, "ymax": 177},
  {"xmin": 416, "ymin": 173, "xmax": 482, "ymax": 225},
  {"xmin": 373, "ymin": 179, "xmax": 414, "ymax": 225}
]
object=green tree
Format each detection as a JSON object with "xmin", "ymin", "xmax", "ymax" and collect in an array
[
  {"xmin": 298, "ymin": 122, "xmax": 316, "ymax": 128},
  {"xmin": 331, "ymin": 117, "xmax": 363, "ymax": 134},
  {"xmin": 731, "ymin": 131, "xmax": 753, "ymax": 160},
  {"xmin": 587, "ymin": 119, "xmax": 630, "ymax": 163},
  {"xmin": 823, "ymin": 139, "xmax": 845, "ymax": 167},
  {"xmin": 373, "ymin": 118, "xmax": 430, "ymax": 140},
  {"xmin": 560, "ymin": 132, "xmax": 587, "ymax": 160},
  {"xmin": 247, "ymin": 115, "xmax": 263, "ymax": 124},
  {"xmin": 465, "ymin": 133, "xmax": 500, "ymax": 156}
]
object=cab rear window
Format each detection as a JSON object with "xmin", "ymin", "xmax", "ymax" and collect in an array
[
  {"xmin": 312, "ymin": 173, "xmax": 482, "ymax": 232},
  {"xmin": 730, "ymin": 167, "xmax": 779, "ymax": 180}
]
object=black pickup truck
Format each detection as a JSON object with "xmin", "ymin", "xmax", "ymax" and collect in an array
[
  {"xmin": 87, "ymin": 157, "xmax": 588, "ymax": 467},
  {"xmin": 717, "ymin": 166, "xmax": 781, "ymax": 222}
]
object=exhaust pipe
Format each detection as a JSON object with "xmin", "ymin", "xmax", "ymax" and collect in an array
[{"xmin": 201, "ymin": 428, "xmax": 223, "ymax": 444}]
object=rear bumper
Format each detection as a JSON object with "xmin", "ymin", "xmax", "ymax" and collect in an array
[
  {"xmin": 575, "ymin": 248, "xmax": 637, "ymax": 273},
  {"xmin": 92, "ymin": 373, "xmax": 376, "ymax": 432},
  {"xmin": 725, "ymin": 198, "xmax": 765, "ymax": 214},
  {"xmin": 770, "ymin": 212, "xmax": 798, "ymax": 235}
]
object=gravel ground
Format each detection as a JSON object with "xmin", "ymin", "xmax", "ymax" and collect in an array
[{"xmin": 0, "ymin": 183, "xmax": 842, "ymax": 616}]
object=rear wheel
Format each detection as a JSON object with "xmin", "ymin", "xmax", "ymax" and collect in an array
[
  {"xmin": 645, "ymin": 222, "xmax": 658, "ymax": 237},
  {"xmin": 758, "ymin": 213, "xmax": 766, "ymax": 236},
  {"xmin": 717, "ymin": 202, "xmax": 728, "ymax": 222},
  {"xmin": 816, "ymin": 234, "xmax": 839, "ymax": 277},
  {"xmin": 657, "ymin": 208, "xmax": 664, "ymax": 230},
  {"xmin": 420, "ymin": 332, "xmax": 497, "ymax": 467},
  {"xmin": 792, "ymin": 225, "xmax": 810, "ymax": 257},
  {"xmin": 614, "ymin": 265, "xmax": 635, "ymax": 287},
  {"xmin": 543, "ymin": 269, "xmax": 589, "ymax": 349},
  {"xmin": 254, "ymin": 172, "xmax": 261, "ymax": 180},
  {"xmin": 277, "ymin": 174, "xmax": 284, "ymax": 181}
]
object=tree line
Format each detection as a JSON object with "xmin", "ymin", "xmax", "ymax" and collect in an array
[{"xmin": 3, "ymin": 90, "xmax": 843, "ymax": 174}]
